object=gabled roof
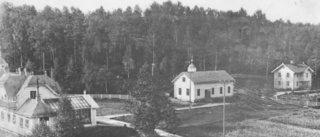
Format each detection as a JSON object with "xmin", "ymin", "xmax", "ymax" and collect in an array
[
  {"xmin": 271, "ymin": 63, "xmax": 314, "ymax": 73},
  {"xmin": 4, "ymin": 75, "xmax": 26, "ymax": 99},
  {"xmin": 172, "ymin": 70, "xmax": 235, "ymax": 84},
  {"xmin": 16, "ymin": 98, "xmax": 56, "ymax": 118},
  {"xmin": 4, "ymin": 75, "xmax": 62, "ymax": 99},
  {"xmin": 0, "ymin": 58, "xmax": 8, "ymax": 65}
]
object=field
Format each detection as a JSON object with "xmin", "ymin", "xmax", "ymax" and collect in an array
[
  {"xmin": 0, "ymin": 128, "xmax": 18, "ymax": 137},
  {"xmin": 226, "ymin": 119, "xmax": 320, "ymax": 137},
  {"xmin": 270, "ymin": 108, "xmax": 320, "ymax": 130},
  {"xmin": 174, "ymin": 104, "xmax": 297, "ymax": 137}
]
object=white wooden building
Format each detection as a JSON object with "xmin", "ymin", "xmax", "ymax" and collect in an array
[
  {"xmin": 271, "ymin": 61, "xmax": 313, "ymax": 90},
  {"xmin": 172, "ymin": 61, "xmax": 235, "ymax": 102},
  {"xmin": 0, "ymin": 58, "xmax": 99, "ymax": 135}
]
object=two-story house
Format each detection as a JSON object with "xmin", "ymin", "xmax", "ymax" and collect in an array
[
  {"xmin": 0, "ymin": 59, "xmax": 99, "ymax": 135},
  {"xmin": 271, "ymin": 61, "xmax": 313, "ymax": 90},
  {"xmin": 172, "ymin": 60, "xmax": 235, "ymax": 102}
]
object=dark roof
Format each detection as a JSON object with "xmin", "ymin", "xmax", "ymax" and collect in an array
[
  {"xmin": 271, "ymin": 63, "xmax": 313, "ymax": 73},
  {"xmin": 0, "ymin": 58, "xmax": 8, "ymax": 65},
  {"xmin": 28, "ymin": 75, "xmax": 62, "ymax": 94},
  {"xmin": 16, "ymin": 98, "xmax": 56, "ymax": 118},
  {"xmin": 43, "ymin": 96, "xmax": 91, "ymax": 111},
  {"xmin": 4, "ymin": 75, "xmax": 62, "ymax": 99},
  {"xmin": 285, "ymin": 64, "xmax": 310, "ymax": 73},
  {"xmin": 4, "ymin": 75, "xmax": 26, "ymax": 99},
  {"xmin": 172, "ymin": 70, "xmax": 235, "ymax": 84}
]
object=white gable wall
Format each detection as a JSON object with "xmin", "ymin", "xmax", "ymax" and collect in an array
[
  {"xmin": 173, "ymin": 73, "xmax": 195, "ymax": 102},
  {"xmin": 16, "ymin": 86, "xmax": 59, "ymax": 108},
  {"xmin": 273, "ymin": 66, "xmax": 294, "ymax": 89}
]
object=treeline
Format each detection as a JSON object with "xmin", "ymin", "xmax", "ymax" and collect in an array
[{"xmin": 1, "ymin": 1, "xmax": 320, "ymax": 94}]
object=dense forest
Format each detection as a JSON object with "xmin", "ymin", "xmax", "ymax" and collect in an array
[{"xmin": 0, "ymin": 1, "xmax": 320, "ymax": 94}]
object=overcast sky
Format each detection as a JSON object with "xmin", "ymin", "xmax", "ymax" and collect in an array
[{"xmin": 2, "ymin": 0, "xmax": 320, "ymax": 24}]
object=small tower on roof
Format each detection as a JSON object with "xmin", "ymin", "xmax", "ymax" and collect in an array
[{"xmin": 187, "ymin": 56, "xmax": 197, "ymax": 72}]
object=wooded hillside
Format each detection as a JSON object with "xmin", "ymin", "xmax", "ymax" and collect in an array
[{"xmin": 1, "ymin": 1, "xmax": 319, "ymax": 94}]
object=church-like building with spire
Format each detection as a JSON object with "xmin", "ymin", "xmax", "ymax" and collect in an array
[{"xmin": 171, "ymin": 58, "xmax": 235, "ymax": 102}]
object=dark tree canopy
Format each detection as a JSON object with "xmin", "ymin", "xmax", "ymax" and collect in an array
[{"xmin": 1, "ymin": 1, "xmax": 320, "ymax": 94}]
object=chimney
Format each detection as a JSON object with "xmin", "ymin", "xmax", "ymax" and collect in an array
[
  {"xmin": 44, "ymin": 70, "xmax": 47, "ymax": 76},
  {"xmin": 24, "ymin": 68, "xmax": 27, "ymax": 76},
  {"xmin": 83, "ymin": 90, "xmax": 86, "ymax": 95},
  {"xmin": 290, "ymin": 60, "xmax": 294, "ymax": 64},
  {"xmin": 18, "ymin": 68, "xmax": 21, "ymax": 75}
]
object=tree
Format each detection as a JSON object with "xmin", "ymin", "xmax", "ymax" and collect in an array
[
  {"xmin": 122, "ymin": 45, "xmax": 135, "ymax": 78},
  {"xmin": 127, "ymin": 63, "xmax": 180, "ymax": 135},
  {"xmin": 54, "ymin": 97, "xmax": 83, "ymax": 137},
  {"xmin": 28, "ymin": 122, "xmax": 56, "ymax": 137}
]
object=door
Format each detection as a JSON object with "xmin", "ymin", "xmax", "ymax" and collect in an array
[{"xmin": 205, "ymin": 89, "xmax": 211, "ymax": 98}]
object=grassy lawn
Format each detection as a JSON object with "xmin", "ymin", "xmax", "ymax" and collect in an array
[
  {"xmin": 113, "ymin": 104, "xmax": 298, "ymax": 137},
  {"xmin": 95, "ymin": 98, "xmax": 128, "ymax": 116},
  {"xmin": 226, "ymin": 119, "xmax": 320, "ymax": 137},
  {"xmin": 0, "ymin": 129, "xmax": 18, "ymax": 137},
  {"xmin": 269, "ymin": 108, "xmax": 320, "ymax": 130},
  {"xmin": 174, "ymin": 104, "xmax": 297, "ymax": 137}
]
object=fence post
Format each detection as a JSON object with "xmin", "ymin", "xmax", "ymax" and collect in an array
[{"xmin": 119, "ymin": 94, "xmax": 121, "ymax": 99}]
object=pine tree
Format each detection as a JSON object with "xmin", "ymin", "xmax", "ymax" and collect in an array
[
  {"xmin": 127, "ymin": 62, "xmax": 180, "ymax": 135},
  {"xmin": 54, "ymin": 97, "xmax": 83, "ymax": 137},
  {"xmin": 28, "ymin": 122, "xmax": 56, "ymax": 137},
  {"xmin": 122, "ymin": 45, "xmax": 135, "ymax": 78}
]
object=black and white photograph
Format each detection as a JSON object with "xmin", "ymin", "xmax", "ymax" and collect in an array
[{"xmin": 0, "ymin": 0, "xmax": 319, "ymax": 137}]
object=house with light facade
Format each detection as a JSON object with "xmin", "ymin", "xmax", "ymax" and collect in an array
[
  {"xmin": 271, "ymin": 61, "xmax": 313, "ymax": 90},
  {"xmin": 172, "ymin": 60, "xmax": 235, "ymax": 102},
  {"xmin": 0, "ymin": 58, "xmax": 99, "ymax": 135}
]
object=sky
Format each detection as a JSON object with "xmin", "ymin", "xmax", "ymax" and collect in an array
[{"xmin": 1, "ymin": 0, "xmax": 320, "ymax": 24}]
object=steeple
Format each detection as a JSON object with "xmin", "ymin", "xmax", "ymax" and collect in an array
[{"xmin": 187, "ymin": 55, "xmax": 197, "ymax": 72}]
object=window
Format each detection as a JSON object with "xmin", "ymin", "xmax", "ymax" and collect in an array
[
  {"xmin": 212, "ymin": 88, "xmax": 215, "ymax": 95},
  {"xmin": 278, "ymin": 81, "xmax": 281, "ymax": 86},
  {"xmin": 40, "ymin": 117, "xmax": 49, "ymax": 125},
  {"xmin": 1, "ymin": 112, "xmax": 3, "ymax": 121},
  {"xmin": 186, "ymin": 89, "xmax": 189, "ymax": 96},
  {"xmin": 13, "ymin": 115, "xmax": 16, "ymax": 124},
  {"xmin": 197, "ymin": 89, "xmax": 200, "ymax": 96},
  {"xmin": 306, "ymin": 73, "xmax": 308, "ymax": 78},
  {"xmin": 287, "ymin": 81, "xmax": 290, "ymax": 86},
  {"xmin": 228, "ymin": 87, "xmax": 231, "ymax": 93},
  {"xmin": 25, "ymin": 119, "xmax": 29, "ymax": 128},
  {"xmin": 7, "ymin": 113, "xmax": 10, "ymax": 122},
  {"xmin": 182, "ymin": 77, "xmax": 185, "ymax": 82},
  {"xmin": 30, "ymin": 91, "xmax": 36, "ymax": 99},
  {"xmin": 220, "ymin": 87, "xmax": 223, "ymax": 94},
  {"xmin": 278, "ymin": 73, "xmax": 281, "ymax": 77},
  {"xmin": 297, "ymin": 82, "xmax": 299, "ymax": 86},
  {"xmin": 287, "ymin": 73, "xmax": 290, "ymax": 78},
  {"xmin": 178, "ymin": 88, "xmax": 181, "ymax": 95},
  {"xmin": 19, "ymin": 118, "xmax": 23, "ymax": 127}
]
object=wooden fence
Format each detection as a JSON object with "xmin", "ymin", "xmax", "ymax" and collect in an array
[
  {"xmin": 67, "ymin": 94, "xmax": 131, "ymax": 100},
  {"xmin": 276, "ymin": 99, "xmax": 319, "ymax": 107}
]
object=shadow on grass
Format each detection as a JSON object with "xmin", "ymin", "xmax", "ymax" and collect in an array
[{"xmin": 78, "ymin": 126, "xmax": 139, "ymax": 137}]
